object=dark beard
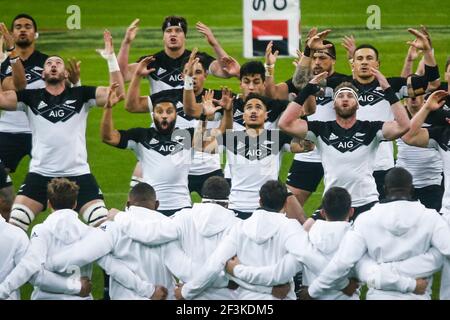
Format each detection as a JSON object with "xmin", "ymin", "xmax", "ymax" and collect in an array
[
  {"xmin": 336, "ymin": 107, "xmax": 356, "ymax": 119},
  {"xmin": 155, "ymin": 119, "xmax": 175, "ymax": 135},
  {"xmin": 16, "ymin": 39, "xmax": 32, "ymax": 48}
]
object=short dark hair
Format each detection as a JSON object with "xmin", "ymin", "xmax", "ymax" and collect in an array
[
  {"xmin": 162, "ymin": 16, "xmax": 187, "ymax": 34},
  {"xmin": 355, "ymin": 44, "xmax": 379, "ymax": 60},
  {"xmin": 240, "ymin": 61, "xmax": 265, "ymax": 82},
  {"xmin": 321, "ymin": 187, "xmax": 352, "ymax": 221},
  {"xmin": 181, "ymin": 51, "xmax": 210, "ymax": 73},
  {"xmin": 243, "ymin": 93, "xmax": 270, "ymax": 110},
  {"xmin": 129, "ymin": 182, "xmax": 157, "ymax": 207},
  {"xmin": 259, "ymin": 180, "xmax": 288, "ymax": 212},
  {"xmin": 384, "ymin": 167, "xmax": 413, "ymax": 195},
  {"xmin": 47, "ymin": 178, "xmax": 79, "ymax": 210},
  {"xmin": 151, "ymin": 92, "xmax": 178, "ymax": 110},
  {"xmin": 12, "ymin": 14, "xmax": 37, "ymax": 31},
  {"xmin": 201, "ymin": 176, "xmax": 230, "ymax": 200}
]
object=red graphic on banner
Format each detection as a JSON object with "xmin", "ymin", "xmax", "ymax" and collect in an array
[{"xmin": 252, "ymin": 20, "xmax": 288, "ymax": 39}]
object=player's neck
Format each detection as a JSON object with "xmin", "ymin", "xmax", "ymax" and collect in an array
[
  {"xmin": 336, "ymin": 116, "xmax": 357, "ymax": 129},
  {"xmin": 17, "ymin": 44, "xmax": 35, "ymax": 60},
  {"xmin": 355, "ymin": 75, "xmax": 375, "ymax": 85},
  {"xmin": 406, "ymin": 105, "xmax": 419, "ymax": 116},
  {"xmin": 45, "ymin": 82, "xmax": 66, "ymax": 96},
  {"xmin": 164, "ymin": 46, "xmax": 185, "ymax": 59},
  {"xmin": 245, "ymin": 127, "xmax": 264, "ymax": 137}
]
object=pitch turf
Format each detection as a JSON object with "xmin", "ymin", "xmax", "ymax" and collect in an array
[{"xmin": 1, "ymin": 0, "xmax": 449, "ymax": 299}]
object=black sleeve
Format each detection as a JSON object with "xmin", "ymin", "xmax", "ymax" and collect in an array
[
  {"xmin": 387, "ymin": 77, "xmax": 406, "ymax": 94},
  {"xmin": 81, "ymin": 86, "xmax": 97, "ymax": 102},
  {"xmin": 117, "ymin": 128, "xmax": 148, "ymax": 149},
  {"xmin": 426, "ymin": 126, "xmax": 445, "ymax": 142},
  {"xmin": 425, "ymin": 105, "xmax": 450, "ymax": 126},
  {"xmin": 285, "ymin": 78, "xmax": 298, "ymax": 94},
  {"xmin": 306, "ymin": 121, "xmax": 323, "ymax": 136},
  {"xmin": 16, "ymin": 90, "xmax": 30, "ymax": 105},
  {"xmin": 279, "ymin": 131, "xmax": 293, "ymax": 146}
]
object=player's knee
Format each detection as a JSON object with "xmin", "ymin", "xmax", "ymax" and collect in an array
[
  {"xmin": 130, "ymin": 176, "xmax": 144, "ymax": 189},
  {"xmin": 82, "ymin": 201, "xmax": 108, "ymax": 227},
  {"xmin": 10, "ymin": 203, "xmax": 35, "ymax": 232}
]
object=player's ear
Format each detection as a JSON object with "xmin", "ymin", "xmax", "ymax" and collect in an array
[
  {"xmin": 320, "ymin": 209, "xmax": 327, "ymax": 220},
  {"xmin": 347, "ymin": 208, "xmax": 355, "ymax": 221},
  {"xmin": 72, "ymin": 201, "xmax": 77, "ymax": 210},
  {"xmin": 154, "ymin": 200, "xmax": 159, "ymax": 211},
  {"xmin": 34, "ymin": 32, "xmax": 39, "ymax": 40},
  {"xmin": 47, "ymin": 200, "xmax": 53, "ymax": 211}
]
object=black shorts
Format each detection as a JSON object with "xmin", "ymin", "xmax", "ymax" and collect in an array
[
  {"xmin": 0, "ymin": 132, "xmax": 32, "ymax": 172},
  {"xmin": 0, "ymin": 161, "xmax": 12, "ymax": 189},
  {"xmin": 414, "ymin": 184, "xmax": 444, "ymax": 212},
  {"xmin": 286, "ymin": 160, "xmax": 324, "ymax": 192},
  {"xmin": 373, "ymin": 170, "xmax": 388, "ymax": 200},
  {"xmin": 17, "ymin": 172, "xmax": 104, "ymax": 211},
  {"xmin": 188, "ymin": 169, "xmax": 224, "ymax": 195}
]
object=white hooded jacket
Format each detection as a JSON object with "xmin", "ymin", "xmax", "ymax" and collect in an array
[
  {"xmin": 115, "ymin": 203, "xmax": 244, "ymax": 299},
  {"xmin": 181, "ymin": 209, "xmax": 305, "ymax": 300},
  {"xmin": 0, "ymin": 209, "xmax": 94, "ymax": 300},
  {"xmin": 309, "ymin": 200, "xmax": 450, "ymax": 300}
]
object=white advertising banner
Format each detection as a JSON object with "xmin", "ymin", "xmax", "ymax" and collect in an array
[{"xmin": 243, "ymin": 0, "xmax": 300, "ymax": 58}]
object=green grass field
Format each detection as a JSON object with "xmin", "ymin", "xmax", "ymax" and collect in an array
[{"xmin": 1, "ymin": 0, "xmax": 449, "ymax": 299}]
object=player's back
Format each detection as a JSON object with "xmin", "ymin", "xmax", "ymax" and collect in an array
[
  {"xmin": 105, "ymin": 208, "xmax": 176, "ymax": 300},
  {"xmin": 30, "ymin": 209, "xmax": 93, "ymax": 300},
  {"xmin": 0, "ymin": 216, "xmax": 29, "ymax": 300},
  {"xmin": 233, "ymin": 209, "xmax": 302, "ymax": 300}
]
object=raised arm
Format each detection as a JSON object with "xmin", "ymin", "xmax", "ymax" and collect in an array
[
  {"xmin": 196, "ymin": 22, "xmax": 239, "ymax": 78},
  {"xmin": 279, "ymin": 72, "xmax": 327, "ymax": 137},
  {"xmin": 182, "ymin": 48, "xmax": 203, "ymax": 117},
  {"xmin": 406, "ymin": 27, "xmax": 441, "ymax": 93},
  {"xmin": 0, "ymin": 90, "xmax": 18, "ymax": 110},
  {"xmin": 100, "ymin": 83, "xmax": 125, "ymax": 146},
  {"xmin": 193, "ymin": 88, "xmax": 233, "ymax": 154},
  {"xmin": 402, "ymin": 90, "xmax": 448, "ymax": 147},
  {"xmin": 117, "ymin": 19, "xmax": 140, "ymax": 82},
  {"xmin": 95, "ymin": 30, "xmax": 125, "ymax": 107},
  {"xmin": 401, "ymin": 46, "xmax": 420, "ymax": 78},
  {"xmin": 0, "ymin": 23, "xmax": 26, "ymax": 90},
  {"xmin": 125, "ymin": 56, "xmax": 155, "ymax": 112},
  {"xmin": 370, "ymin": 68, "xmax": 410, "ymax": 140},
  {"xmin": 341, "ymin": 35, "xmax": 356, "ymax": 77}
]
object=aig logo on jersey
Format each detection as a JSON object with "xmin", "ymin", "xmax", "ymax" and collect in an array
[
  {"xmin": 326, "ymin": 132, "xmax": 367, "ymax": 153},
  {"xmin": 31, "ymin": 99, "xmax": 81, "ymax": 123},
  {"xmin": 358, "ymin": 89, "xmax": 385, "ymax": 106}
]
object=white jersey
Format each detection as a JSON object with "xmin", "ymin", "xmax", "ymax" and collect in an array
[
  {"xmin": 396, "ymin": 138, "xmax": 443, "ymax": 189},
  {"xmin": 182, "ymin": 210, "xmax": 303, "ymax": 300},
  {"xmin": 15, "ymin": 86, "xmax": 97, "ymax": 176},
  {"xmin": 222, "ymin": 129, "xmax": 292, "ymax": 212},
  {"xmin": 308, "ymin": 200, "xmax": 450, "ymax": 300},
  {"xmin": 116, "ymin": 127, "xmax": 194, "ymax": 211},
  {"xmin": 0, "ymin": 216, "xmax": 29, "ymax": 299},
  {"xmin": 306, "ymin": 120, "xmax": 385, "ymax": 207},
  {"xmin": 0, "ymin": 209, "xmax": 94, "ymax": 300},
  {"xmin": 148, "ymin": 89, "xmax": 222, "ymax": 176},
  {"xmin": 47, "ymin": 207, "xmax": 181, "ymax": 300},
  {"xmin": 0, "ymin": 50, "xmax": 48, "ymax": 133},
  {"xmin": 354, "ymin": 78, "xmax": 409, "ymax": 171},
  {"xmin": 427, "ymin": 126, "xmax": 450, "ymax": 217},
  {"xmin": 293, "ymin": 73, "xmax": 347, "ymax": 163},
  {"xmin": 114, "ymin": 203, "xmax": 244, "ymax": 299}
]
